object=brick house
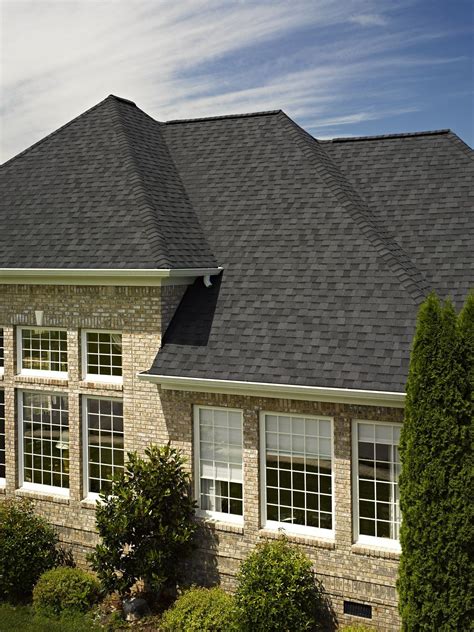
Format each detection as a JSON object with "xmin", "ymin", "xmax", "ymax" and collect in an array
[{"xmin": 0, "ymin": 95, "xmax": 472, "ymax": 630}]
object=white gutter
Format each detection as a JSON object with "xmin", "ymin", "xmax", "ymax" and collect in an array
[
  {"xmin": 0, "ymin": 267, "xmax": 223, "ymax": 286},
  {"xmin": 138, "ymin": 374, "xmax": 406, "ymax": 408}
]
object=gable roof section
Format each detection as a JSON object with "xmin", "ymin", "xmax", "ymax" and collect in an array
[
  {"xmin": 324, "ymin": 130, "xmax": 474, "ymax": 305},
  {"xmin": 0, "ymin": 95, "xmax": 216, "ymax": 269},
  {"xmin": 146, "ymin": 111, "xmax": 446, "ymax": 392}
]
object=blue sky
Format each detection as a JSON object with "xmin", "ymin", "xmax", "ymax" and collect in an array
[{"xmin": 1, "ymin": 0, "xmax": 472, "ymax": 162}]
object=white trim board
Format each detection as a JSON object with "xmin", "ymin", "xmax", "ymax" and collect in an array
[
  {"xmin": 138, "ymin": 374, "xmax": 406, "ymax": 408},
  {"xmin": 0, "ymin": 267, "xmax": 223, "ymax": 286}
]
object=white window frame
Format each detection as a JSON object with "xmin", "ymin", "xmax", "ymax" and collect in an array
[
  {"xmin": 81, "ymin": 330, "xmax": 123, "ymax": 383},
  {"xmin": 17, "ymin": 327, "xmax": 68, "ymax": 379},
  {"xmin": 0, "ymin": 327, "xmax": 4, "ymax": 376},
  {"xmin": 352, "ymin": 419, "xmax": 401, "ymax": 551},
  {"xmin": 260, "ymin": 411, "xmax": 335, "ymax": 539},
  {"xmin": 18, "ymin": 390, "xmax": 70, "ymax": 497},
  {"xmin": 0, "ymin": 388, "xmax": 5, "ymax": 487},
  {"xmin": 193, "ymin": 405, "xmax": 244, "ymax": 525},
  {"xmin": 82, "ymin": 395, "xmax": 125, "ymax": 501}
]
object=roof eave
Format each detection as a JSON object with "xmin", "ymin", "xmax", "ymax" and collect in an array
[
  {"xmin": 137, "ymin": 373, "xmax": 406, "ymax": 408},
  {"xmin": 0, "ymin": 267, "xmax": 223, "ymax": 286}
]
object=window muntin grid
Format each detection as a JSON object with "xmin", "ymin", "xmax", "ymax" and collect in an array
[
  {"xmin": 84, "ymin": 397, "xmax": 124, "ymax": 495},
  {"xmin": 356, "ymin": 422, "xmax": 401, "ymax": 541},
  {"xmin": 0, "ymin": 328, "xmax": 4, "ymax": 372},
  {"xmin": 196, "ymin": 407, "xmax": 243, "ymax": 519},
  {"xmin": 21, "ymin": 391, "xmax": 69, "ymax": 491},
  {"xmin": 264, "ymin": 414, "xmax": 333, "ymax": 533},
  {"xmin": 84, "ymin": 332, "xmax": 122, "ymax": 379},
  {"xmin": 20, "ymin": 328, "xmax": 68, "ymax": 374},
  {"xmin": 0, "ymin": 390, "xmax": 5, "ymax": 481}
]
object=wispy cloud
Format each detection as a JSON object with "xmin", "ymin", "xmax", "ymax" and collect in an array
[
  {"xmin": 349, "ymin": 14, "xmax": 388, "ymax": 27},
  {"xmin": 0, "ymin": 0, "xmax": 471, "ymax": 161}
]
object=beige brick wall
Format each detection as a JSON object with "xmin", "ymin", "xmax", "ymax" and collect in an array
[
  {"xmin": 0, "ymin": 283, "xmax": 185, "ymax": 565},
  {"xmin": 0, "ymin": 283, "xmax": 403, "ymax": 630},
  {"xmin": 161, "ymin": 390, "xmax": 403, "ymax": 631}
]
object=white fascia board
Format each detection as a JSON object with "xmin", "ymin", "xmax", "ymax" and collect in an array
[
  {"xmin": 138, "ymin": 374, "xmax": 406, "ymax": 408},
  {"xmin": 0, "ymin": 267, "xmax": 223, "ymax": 286}
]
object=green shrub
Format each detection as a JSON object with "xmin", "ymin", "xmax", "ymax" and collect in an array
[
  {"xmin": 161, "ymin": 586, "xmax": 238, "ymax": 632},
  {"xmin": 398, "ymin": 294, "xmax": 474, "ymax": 630},
  {"xmin": 235, "ymin": 537, "xmax": 326, "ymax": 632},
  {"xmin": 33, "ymin": 567, "xmax": 101, "ymax": 617},
  {"xmin": 89, "ymin": 444, "xmax": 196, "ymax": 597},
  {"xmin": 0, "ymin": 498, "xmax": 59, "ymax": 602}
]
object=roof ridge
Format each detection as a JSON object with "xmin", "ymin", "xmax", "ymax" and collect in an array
[
  {"xmin": 279, "ymin": 112, "xmax": 429, "ymax": 304},
  {"xmin": 109, "ymin": 98, "xmax": 172, "ymax": 267},
  {"xmin": 165, "ymin": 110, "xmax": 282, "ymax": 125},
  {"xmin": 325, "ymin": 129, "xmax": 451, "ymax": 143},
  {"xmin": 0, "ymin": 94, "xmax": 129, "ymax": 170}
]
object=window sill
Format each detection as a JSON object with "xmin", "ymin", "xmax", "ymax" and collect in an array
[
  {"xmin": 79, "ymin": 380, "xmax": 123, "ymax": 392},
  {"xmin": 196, "ymin": 516, "xmax": 244, "ymax": 535},
  {"xmin": 351, "ymin": 543, "xmax": 401, "ymax": 560},
  {"xmin": 80, "ymin": 497, "xmax": 99, "ymax": 510},
  {"xmin": 259, "ymin": 528, "xmax": 335, "ymax": 550},
  {"xmin": 15, "ymin": 487, "xmax": 70, "ymax": 505},
  {"xmin": 14, "ymin": 374, "xmax": 69, "ymax": 387}
]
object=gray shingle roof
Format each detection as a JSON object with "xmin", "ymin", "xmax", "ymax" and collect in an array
[
  {"xmin": 2, "ymin": 97, "xmax": 472, "ymax": 392},
  {"xmin": 148, "ymin": 113, "xmax": 472, "ymax": 392},
  {"xmin": 0, "ymin": 95, "xmax": 216, "ymax": 269}
]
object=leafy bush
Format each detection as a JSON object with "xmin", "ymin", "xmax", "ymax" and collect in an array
[
  {"xmin": 398, "ymin": 294, "xmax": 474, "ymax": 630},
  {"xmin": 161, "ymin": 586, "xmax": 238, "ymax": 632},
  {"xmin": 235, "ymin": 537, "xmax": 326, "ymax": 631},
  {"xmin": 33, "ymin": 567, "xmax": 101, "ymax": 617},
  {"xmin": 0, "ymin": 498, "xmax": 59, "ymax": 602},
  {"xmin": 89, "ymin": 444, "xmax": 197, "ymax": 597}
]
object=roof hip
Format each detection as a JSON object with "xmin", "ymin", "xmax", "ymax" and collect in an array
[
  {"xmin": 109, "ymin": 97, "xmax": 172, "ymax": 267},
  {"xmin": 278, "ymin": 111, "xmax": 430, "ymax": 304}
]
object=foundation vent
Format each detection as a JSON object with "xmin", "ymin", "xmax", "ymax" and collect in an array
[{"xmin": 343, "ymin": 601, "xmax": 372, "ymax": 619}]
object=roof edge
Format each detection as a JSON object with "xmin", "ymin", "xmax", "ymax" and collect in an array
[
  {"xmin": 0, "ymin": 267, "xmax": 223, "ymax": 286},
  {"xmin": 137, "ymin": 374, "xmax": 406, "ymax": 408}
]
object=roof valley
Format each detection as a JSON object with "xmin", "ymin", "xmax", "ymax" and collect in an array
[{"xmin": 279, "ymin": 112, "xmax": 430, "ymax": 304}]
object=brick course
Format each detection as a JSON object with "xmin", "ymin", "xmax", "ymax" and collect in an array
[{"xmin": 0, "ymin": 283, "xmax": 402, "ymax": 630}]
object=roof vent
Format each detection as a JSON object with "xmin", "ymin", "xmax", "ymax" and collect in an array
[{"xmin": 343, "ymin": 601, "xmax": 372, "ymax": 619}]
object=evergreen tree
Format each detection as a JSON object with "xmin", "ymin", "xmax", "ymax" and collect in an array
[{"xmin": 398, "ymin": 294, "xmax": 473, "ymax": 630}]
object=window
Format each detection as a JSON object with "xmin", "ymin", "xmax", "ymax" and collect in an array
[
  {"xmin": 83, "ymin": 397, "xmax": 124, "ymax": 496},
  {"xmin": 0, "ymin": 390, "xmax": 5, "ymax": 484},
  {"xmin": 19, "ymin": 391, "xmax": 69, "ymax": 494},
  {"xmin": 353, "ymin": 421, "xmax": 401, "ymax": 547},
  {"xmin": 261, "ymin": 413, "xmax": 333, "ymax": 536},
  {"xmin": 82, "ymin": 331, "xmax": 122, "ymax": 381},
  {"xmin": 0, "ymin": 328, "xmax": 4, "ymax": 374},
  {"xmin": 18, "ymin": 328, "xmax": 68, "ymax": 377},
  {"xmin": 194, "ymin": 406, "xmax": 243, "ymax": 522}
]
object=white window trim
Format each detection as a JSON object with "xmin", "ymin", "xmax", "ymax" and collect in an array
[
  {"xmin": 260, "ymin": 411, "xmax": 335, "ymax": 539},
  {"xmin": 82, "ymin": 395, "xmax": 124, "ymax": 501},
  {"xmin": 352, "ymin": 419, "xmax": 402, "ymax": 551},
  {"xmin": 81, "ymin": 330, "xmax": 123, "ymax": 384},
  {"xmin": 16, "ymin": 326, "xmax": 68, "ymax": 379},
  {"xmin": 193, "ymin": 405, "xmax": 244, "ymax": 525},
  {"xmin": 0, "ymin": 326, "xmax": 4, "ymax": 376},
  {"xmin": 0, "ymin": 387, "xmax": 4, "ymax": 486},
  {"xmin": 17, "ymin": 389, "xmax": 70, "ymax": 497}
]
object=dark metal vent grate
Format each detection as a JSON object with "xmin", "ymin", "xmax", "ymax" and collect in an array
[{"xmin": 343, "ymin": 601, "xmax": 372, "ymax": 619}]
